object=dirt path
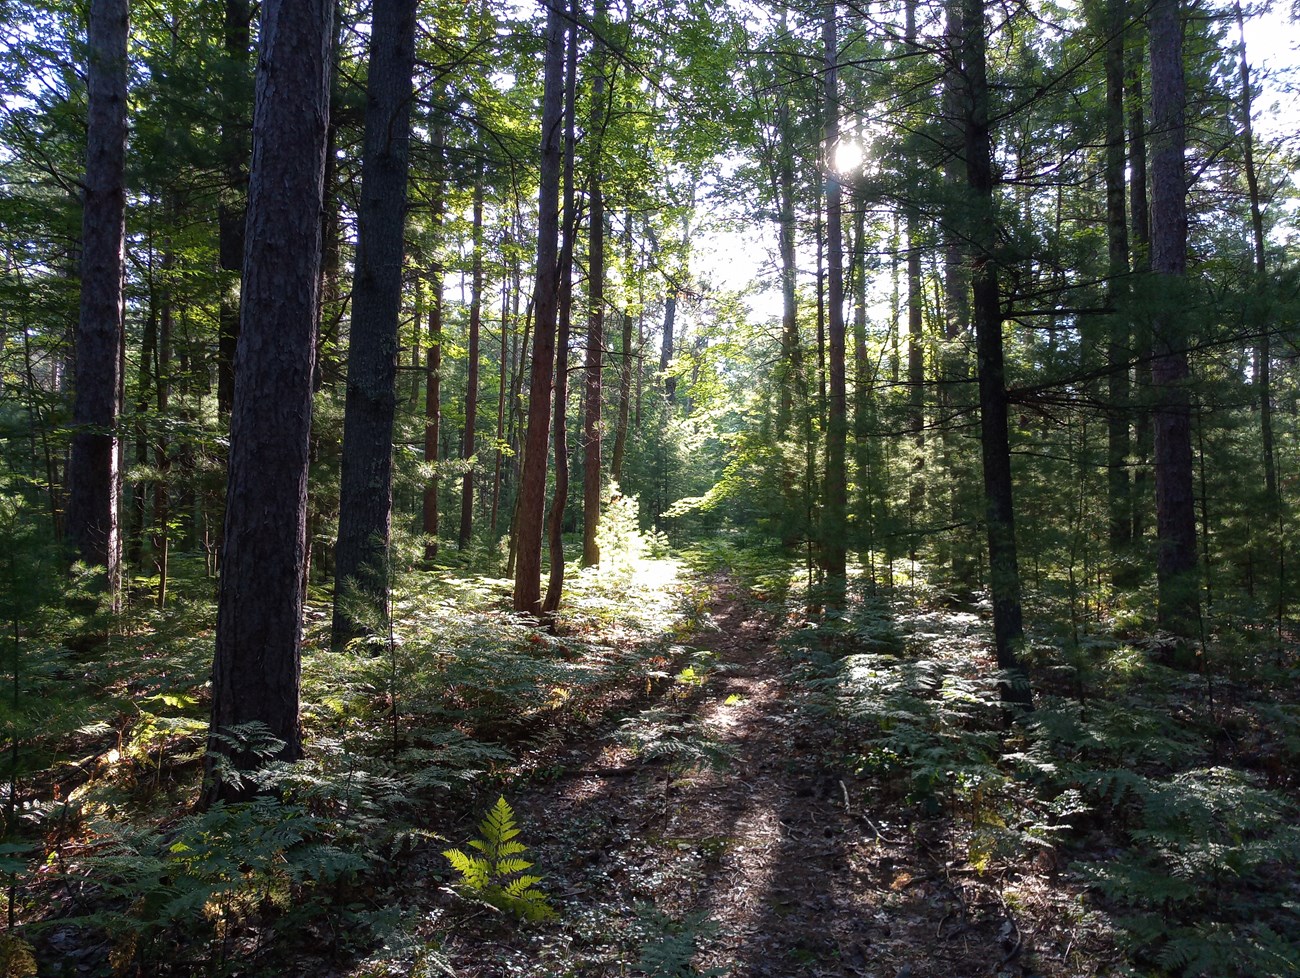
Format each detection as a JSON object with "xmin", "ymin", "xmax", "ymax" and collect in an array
[{"xmin": 442, "ymin": 587, "xmax": 1080, "ymax": 978}]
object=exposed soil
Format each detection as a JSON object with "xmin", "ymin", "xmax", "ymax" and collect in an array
[{"xmin": 439, "ymin": 585, "xmax": 1112, "ymax": 978}]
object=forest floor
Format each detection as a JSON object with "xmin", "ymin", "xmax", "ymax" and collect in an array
[{"xmin": 428, "ymin": 582, "xmax": 1115, "ymax": 978}]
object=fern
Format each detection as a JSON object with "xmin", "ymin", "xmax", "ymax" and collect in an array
[
  {"xmin": 632, "ymin": 904, "xmax": 725, "ymax": 978},
  {"xmin": 443, "ymin": 796, "xmax": 554, "ymax": 921}
]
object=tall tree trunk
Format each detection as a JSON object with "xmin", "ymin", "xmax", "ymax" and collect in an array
[
  {"xmin": 1234, "ymin": 6, "xmax": 1278, "ymax": 521},
  {"xmin": 459, "ymin": 169, "xmax": 485, "ymax": 550},
  {"xmin": 513, "ymin": 0, "xmax": 566, "ymax": 617},
  {"xmin": 942, "ymin": 0, "xmax": 975, "ymax": 586},
  {"xmin": 217, "ymin": 0, "xmax": 252, "ymax": 417},
  {"xmin": 153, "ymin": 241, "xmax": 172, "ymax": 607},
  {"xmin": 582, "ymin": 2, "xmax": 608, "ymax": 567},
  {"xmin": 1148, "ymin": 0, "xmax": 1199, "ymax": 637},
  {"xmin": 905, "ymin": 0, "xmax": 925, "ymax": 537},
  {"xmin": 332, "ymin": 0, "xmax": 419, "ymax": 648},
  {"xmin": 205, "ymin": 0, "xmax": 333, "ymax": 804},
  {"xmin": 1102, "ymin": 0, "xmax": 1133, "ymax": 584},
  {"xmin": 610, "ymin": 216, "xmax": 634, "ymax": 486},
  {"xmin": 821, "ymin": 1, "xmax": 848, "ymax": 605},
  {"xmin": 490, "ymin": 253, "xmax": 515, "ymax": 539},
  {"xmin": 423, "ymin": 126, "xmax": 446, "ymax": 563},
  {"xmin": 659, "ymin": 294, "xmax": 677, "ymax": 403},
  {"xmin": 775, "ymin": 3, "xmax": 800, "ymax": 439},
  {"xmin": 67, "ymin": 0, "xmax": 128, "ymax": 598},
  {"xmin": 962, "ymin": 0, "xmax": 1031, "ymax": 705},
  {"xmin": 1127, "ymin": 19, "xmax": 1153, "ymax": 544},
  {"xmin": 544, "ymin": 6, "xmax": 580, "ymax": 617}
]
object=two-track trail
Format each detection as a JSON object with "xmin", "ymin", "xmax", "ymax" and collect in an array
[{"xmin": 439, "ymin": 584, "xmax": 1099, "ymax": 978}]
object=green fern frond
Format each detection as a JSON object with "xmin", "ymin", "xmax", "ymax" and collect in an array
[{"xmin": 442, "ymin": 797, "xmax": 554, "ymax": 921}]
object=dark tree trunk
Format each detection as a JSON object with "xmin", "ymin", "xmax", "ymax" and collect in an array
[
  {"xmin": 1234, "ymin": 6, "xmax": 1283, "ymax": 630},
  {"xmin": 544, "ymin": 6, "xmax": 580, "ymax": 617},
  {"xmin": 513, "ymin": 0, "xmax": 566, "ymax": 617},
  {"xmin": 67, "ymin": 0, "xmax": 128, "ymax": 596},
  {"xmin": 610, "ymin": 218, "xmax": 634, "ymax": 486},
  {"xmin": 205, "ymin": 0, "xmax": 333, "ymax": 805},
  {"xmin": 1102, "ymin": 0, "xmax": 1133, "ymax": 584},
  {"xmin": 1148, "ymin": 0, "xmax": 1199, "ymax": 636},
  {"xmin": 659, "ymin": 294, "xmax": 677, "ymax": 403},
  {"xmin": 821, "ymin": 1, "xmax": 848, "ymax": 605},
  {"xmin": 1127, "ymin": 20, "xmax": 1153, "ymax": 543},
  {"xmin": 332, "ymin": 0, "xmax": 419, "ymax": 648},
  {"xmin": 459, "ymin": 171, "xmax": 485, "ymax": 550},
  {"xmin": 582, "ymin": 4, "xmax": 608, "ymax": 568},
  {"xmin": 962, "ymin": 0, "xmax": 1031, "ymax": 705},
  {"xmin": 217, "ymin": 0, "xmax": 252, "ymax": 417},
  {"xmin": 905, "ymin": 0, "xmax": 925, "ymax": 530},
  {"xmin": 775, "ymin": 3, "xmax": 800, "ymax": 440},
  {"xmin": 423, "ymin": 127, "xmax": 446, "ymax": 563}
]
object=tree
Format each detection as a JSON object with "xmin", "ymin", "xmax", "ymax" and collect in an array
[
  {"xmin": 513, "ymin": 0, "xmax": 566, "ymax": 618},
  {"xmin": 581, "ymin": 0, "xmax": 610, "ymax": 569},
  {"xmin": 332, "ymin": 0, "xmax": 420, "ymax": 647},
  {"xmin": 821, "ymin": 0, "xmax": 848, "ymax": 605},
  {"xmin": 961, "ymin": 0, "xmax": 1031, "ymax": 705},
  {"xmin": 1148, "ymin": 0, "xmax": 1199, "ymax": 637},
  {"xmin": 205, "ymin": 0, "xmax": 334, "ymax": 803},
  {"xmin": 66, "ymin": 0, "xmax": 128, "ymax": 596},
  {"xmin": 460, "ymin": 166, "xmax": 485, "ymax": 551}
]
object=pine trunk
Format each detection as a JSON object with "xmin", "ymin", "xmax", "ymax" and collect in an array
[
  {"xmin": 332, "ymin": 0, "xmax": 419, "ymax": 646},
  {"xmin": 67, "ymin": 0, "xmax": 129, "ymax": 596},
  {"xmin": 205, "ymin": 0, "xmax": 333, "ymax": 804},
  {"xmin": 513, "ymin": 1, "xmax": 566, "ymax": 617}
]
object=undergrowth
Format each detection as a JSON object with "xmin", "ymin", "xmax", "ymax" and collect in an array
[
  {"xmin": 2, "ymin": 525, "xmax": 706, "ymax": 975},
  {"xmin": 793, "ymin": 577, "xmax": 1300, "ymax": 977}
]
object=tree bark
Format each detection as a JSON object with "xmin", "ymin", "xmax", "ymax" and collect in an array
[
  {"xmin": 459, "ymin": 170, "xmax": 485, "ymax": 550},
  {"xmin": 1102, "ymin": 0, "xmax": 1133, "ymax": 584},
  {"xmin": 544, "ymin": 5, "xmax": 580, "ymax": 617},
  {"xmin": 821, "ymin": 1, "xmax": 848, "ymax": 604},
  {"xmin": 582, "ymin": 1, "xmax": 608, "ymax": 568},
  {"xmin": 1127, "ymin": 18, "xmax": 1153, "ymax": 543},
  {"xmin": 67, "ymin": 0, "xmax": 128, "ymax": 597},
  {"xmin": 962, "ymin": 0, "xmax": 1031, "ymax": 705},
  {"xmin": 332, "ymin": 0, "xmax": 419, "ymax": 648},
  {"xmin": 217, "ymin": 0, "xmax": 252, "ymax": 417},
  {"xmin": 610, "ymin": 217, "xmax": 634, "ymax": 486},
  {"xmin": 205, "ymin": 0, "xmax": 333, "ymax": 804},
  {"xmin": 423, "ymin": 125, "xmax": 446, "ymax": 563},
  {"xmin": 1148, "ymin": 0, "xmax": 1199, "ymax": 636},
  {"xmin": 513, "ymin": 0, "xmax": 566, "ymax": 617}
]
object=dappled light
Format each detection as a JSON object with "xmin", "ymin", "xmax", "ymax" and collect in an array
[{"xmin": 0, "ymin": 0, "xmax": 1297, "ymax": 972}]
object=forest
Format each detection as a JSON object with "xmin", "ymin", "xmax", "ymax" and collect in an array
[{"xmin": 0, "ymin": 0, "xmax": 1298, "ymax": 973}]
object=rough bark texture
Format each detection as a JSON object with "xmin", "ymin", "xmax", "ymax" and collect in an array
[
  {"xmin": 67, "ymin": 0, "xmax": 128, "ymax": 593},
  {"xmin": 513, "ymin": 1, "xmax": 566, "ymax": 617},
  {"xmin": 205, "ymin": 0, "xmax": 333, "ymax": 804},
  {"xmin": 821, "ymin": 2, "xmax": 848, "ymax": 604},
  {"xmin": 962, "ymin": 0, "xmax": 1031, "ymax": 705},
  {"xmin": 332, "ymin": 0, "xmax": 419, "ymax": 647},
  {"xmin": 1148, "ymin": 0, "xmax": 1199, "ymax": 636}
]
